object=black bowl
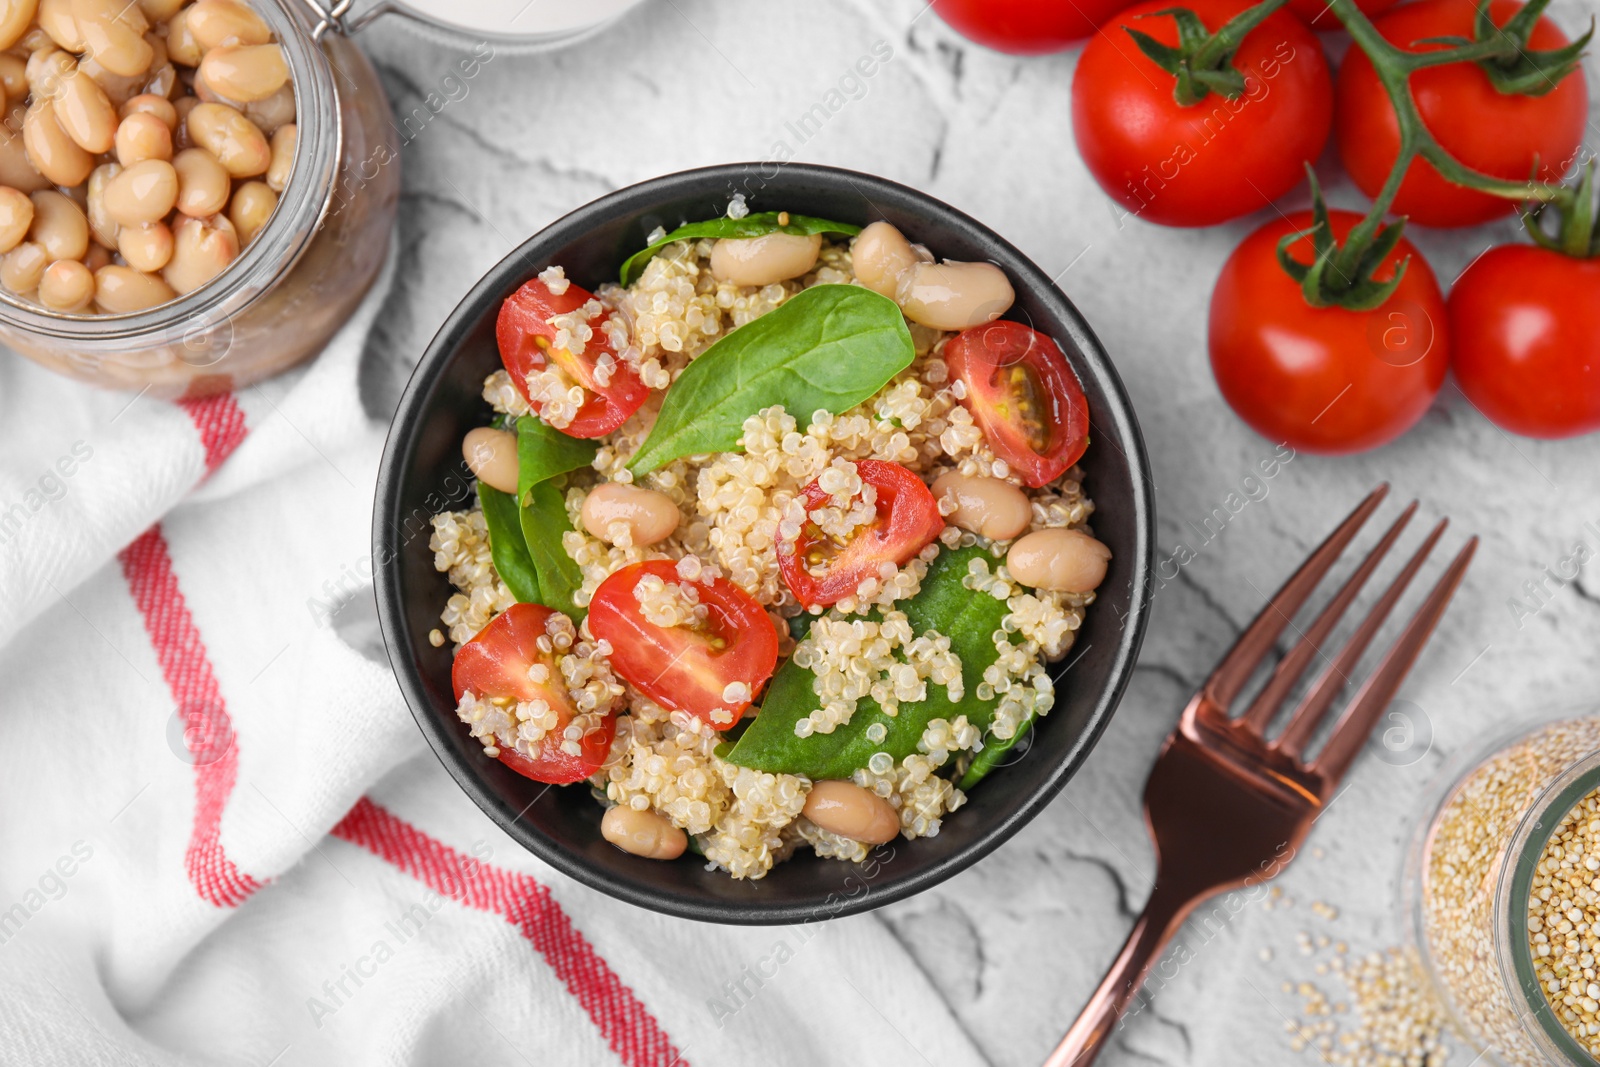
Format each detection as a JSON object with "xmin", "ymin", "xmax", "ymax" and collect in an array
[{"xmin": 374, "ymin": 163, "xmax": 1155, "ymax": 924}]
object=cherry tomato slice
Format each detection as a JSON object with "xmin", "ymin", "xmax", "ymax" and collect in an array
[
  {"xmin": 496, "ymin": 277, "xmax": 649, "ymax": 439},
  {"xmin": 496, "ymin": 716, "xmax": 616, "ymax": 786},
  {"xmin": 777, "ymin": 459, "xmax": 945, "ymax": 609},
  {"xmin": 450, "ymin": 603, "xmax": 613, "ymax": 785},
  {"xmin": 944, "ymin": 321, "xmax": 1090, "ymax": 488},
  {"xmin": 587, "ymin": 560, "xmax": 778, "ymax": 729}
]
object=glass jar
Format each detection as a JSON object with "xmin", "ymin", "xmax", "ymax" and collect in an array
[
  {"xmin": 1407, "ymin": 713, "xmax": 1600, "ymax": 1067},
  {"xmin": 0, "ymin": 0, "xmax": 399, "ymax": 399}
]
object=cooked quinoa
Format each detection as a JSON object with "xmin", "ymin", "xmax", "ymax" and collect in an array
[{"xmin": 429, "ymin": 214, "xmax": 1106, "ymax": 880}]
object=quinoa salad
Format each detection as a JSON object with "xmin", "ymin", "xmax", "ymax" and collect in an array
[{"xmin": 427, "ymin": 199, "xmax": 1111, "ymax": 880}]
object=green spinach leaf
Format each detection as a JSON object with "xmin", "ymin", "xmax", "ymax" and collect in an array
[
  {"xmin": 516, "ymin": 415, "xmax": 598, "ymax": 493},
  {"xmin": 626, "ymin": 285, "xmax": 914, "ymax": 475},
  {"xmin": 959, "ymin": 715, "xmax": 1036, "ymax": 790},
  {"xmin": 619, "ymin": 211, "xmax": 861, "ymax": 286},
  {"xmin": 724, "ymin": 547, "xmax": 1018, "ymax": 778},
  {"xmin": 478, "ymin": 483, "xmax": 541, "ymax": 604},
  {"xmin": 519, "ymin": 479, "xmax": 586, "ymax": 623}
]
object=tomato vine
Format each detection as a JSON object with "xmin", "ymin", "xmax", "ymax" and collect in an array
[{"xmin": 1133, "ymin": 0, "xmax": 1593, "ymax": 307}]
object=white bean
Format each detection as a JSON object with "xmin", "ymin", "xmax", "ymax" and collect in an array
[
  {"xmin": 802, "ymin": 780, "xmax": 900, "ymax": 845},
  {"xmin": 709, "ymin": 231, "xmax": 820, "ymax": 287},
  {"xmin": 93, "ymin": 262, "xmax": 173, "ymax": 310},
  {"xmin": 27, "ymin": 187, "xmax": 86, "ymax": 261},
  {"xmin": 0, "ymin": 185, "xmax": 34, "ymax": 252},
  {"xmin": 851, "ymin": 220, "xmax": 924, "ymax": 298},
  {"xmin": 600, "ymin": 805, "xmax": 687, "ymax": 861},
  {"xmin": 461, "ymin": 426, "xmax": 517, "ymax": 495},
  {"xmin": 37, "ymin": 256, "xmax": 90, "ymax": 308},
  {"xmin": 1005, "ymin": 528, "xmax": 1111, "ymax": 593},
  {"xmin": 932, "ymin": 472, "xmax": 1031, "ymax": 542},
  {"xmin": 896, "ymin": 259, "xmax": 1015, "ymax": 331},
  {"xmin": 0, "ymin": 0, "xmax": 38, "ymax": 51},
  {"xmin": 0, "ymin": 237, "xmax": 45, "ymax": 291},
  {"xmin": 580, "ymin": 483, "xmax": 680, "ymax": 547},
  {"xmin": 161, "ymin": 211, "xmax": 236, "ymax": 294}
]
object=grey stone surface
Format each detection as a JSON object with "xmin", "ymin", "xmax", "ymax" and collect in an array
[{"xmin": 349, "ymin": 2, "xmax": 1600, "ymax": 1062}]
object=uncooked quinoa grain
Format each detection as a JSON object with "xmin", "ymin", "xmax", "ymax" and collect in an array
[
  {"xmin": 1422, "ymin": 717, "xmax": 1600, "ymax": 1066},
  {"xmin": 1290, "ymin": 946, "xmax": 1449, "ymax": 1065},
  {"xmin": 1528, "ymin": 784, "xmax": 1600, "ymax": 1057}
]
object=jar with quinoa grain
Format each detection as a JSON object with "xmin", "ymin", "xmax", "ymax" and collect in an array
[{"xmin": 1408, "ymin": 713, "xmax": 1600, "ymax": 1066}]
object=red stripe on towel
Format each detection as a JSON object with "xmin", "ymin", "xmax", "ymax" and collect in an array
[
  {"xmin": 332, "ymin": 797, "xmax": 687, "ymax": 1067},
  {"xmin": 120, "ymin": 525, "xmax": 263, "ymax": 907},
  {"xmin": 177, "ymin": 393, "xmax": 248, "ymax": 474}
]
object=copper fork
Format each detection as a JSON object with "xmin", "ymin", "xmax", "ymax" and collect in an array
[{"xmin": 1043, "ymin": 485, "xmax": 1476, "ymax": 1067}]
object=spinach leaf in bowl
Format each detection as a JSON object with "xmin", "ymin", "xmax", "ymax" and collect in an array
[
  {"xmin": 478, "ymin": 483, "xmax": 541, "ymax": 605},
  {"xmin": 519, "ymin": 479, "xmax": 586, "ymax": 623},
  {"xmin": 516, "ymin": 414, "xmax": 598, "ymax": 491},
  {"xmin": 724, "ymin": 546, "xmax": 1016, "ymax": 779},
  {"xmin": 475, "ymin": 418, "xmax": 593, "ymax": 620},
  {"xmin": 626, "ymin": 285, "xmax": 915, "ymax": 476},
  {"xmin": 619, "ymin": 211, "xmax": 860, "ymax": 286}
]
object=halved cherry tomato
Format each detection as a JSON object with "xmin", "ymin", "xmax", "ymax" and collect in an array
[
  {"xmin": 587, "ymin": 560, "xmax": 778, "ymax": 729},
  {"xmin": 944, "ymin": 321, "xmax": 1090, "ymax": 488},
  {"xmin": 451, "ymin": 603, "xmax": 614, "ymax": 785},
  {"xmin": 777, "ymin": 460, "xmax": 945, "ymax": 609},
  {"xmin": 496, "ymin": 277, "xmax": 649, "ymax": 439}
]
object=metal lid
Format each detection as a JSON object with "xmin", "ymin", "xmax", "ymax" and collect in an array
[{"xmin": 306, "ymin": 0, "xmax": 647, "ymax": 47}]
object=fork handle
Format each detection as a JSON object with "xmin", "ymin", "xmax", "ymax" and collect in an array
[{"xmin": 1041, "ymin": 879, "xmax": 1199, "ymax": 1067}]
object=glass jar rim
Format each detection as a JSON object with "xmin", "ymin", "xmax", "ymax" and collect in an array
[
  {"xmin": 0, "ymin": 0, "xmax": 341, "ymax": 346},
  {"xmin": 1497, "ymin": 749, "xmax": 1600, "ymax": 1066}
]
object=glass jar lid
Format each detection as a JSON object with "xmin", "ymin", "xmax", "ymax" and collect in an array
[{"xmin": 304, "ymin": 0, "xmax": 647, "ymax": 47}]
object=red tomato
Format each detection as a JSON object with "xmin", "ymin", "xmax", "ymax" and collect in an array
[
  {"xmin": 451, "ymin": 603, "xmax": 614, "ymax": 785},
  {"xmin": 777, "ymin": 460, "xmax": 944, "ymax": 609},
  {"xmin": 931, "ymin": 0, "xmax": 1134, "ymax": 52},
  {"xmin": 587, "ymin": 560, "xmax": 778, "ymax": 729},
  {"xmin": 1071, "ymin": 0, "xmax": 1332, "ymax": 227},
  {"xmin": 1287, "ymin": 0, "xmax": 1399, "ymax": 30},
  {"xmin": 1449, "ymin": 245, "xmax": 1600, "ymax": 438},
  {"xmin": 1208, "ymin": 210, "xmax": 1449, "ymax": 454},
  {"xmin": 1335, "ymin": 0, "xmax": 1587, "ymax": 228},
  {"xmin": 944, "ymin": 321, "xmax": 1090, "ymax": 488},
  {"xmin": 496, "ymin": 277, "xmax": 649, "ymax": 438}
]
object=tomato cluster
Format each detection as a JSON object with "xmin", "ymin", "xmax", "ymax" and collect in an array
[{"xmin": 938, "ymin": 0, "xmax": 1599, "ymax": 447}]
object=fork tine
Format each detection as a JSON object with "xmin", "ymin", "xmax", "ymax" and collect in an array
[
  {"xmin": 1202, "ymin": 484, "xmax": 1390, "ymax": 711},
  {"xmin": 1276, "ymin": 518, "xmax": 1447, "ymax": 758},
  {"xmin": 1310, "ymin": 536, "xmax": 1477, "ymax": 785},
  {"xmin": 1237, "ymin": 501, "xmax": 1418, "ymax": 735}
]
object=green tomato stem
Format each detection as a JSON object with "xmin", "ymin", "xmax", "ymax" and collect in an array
[
  {"xmin": 1315, "ymin": 0, "xmax": 1575, "ymax": 289},
  {"xmin": 1189, "ymin": 0, "xmax": 1293, "ymax": 69}
]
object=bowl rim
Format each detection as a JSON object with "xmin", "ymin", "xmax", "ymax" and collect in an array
[{"xmin": 373, "ymin": 162, "xmax": 1156, "ymax": 924}]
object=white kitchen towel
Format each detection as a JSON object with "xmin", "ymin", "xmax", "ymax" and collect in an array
[{"xmin": 0, "ymin": 248, "xmax": 990, "ymax": 1067}]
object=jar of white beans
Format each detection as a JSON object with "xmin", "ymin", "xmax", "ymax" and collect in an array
[{"xmin": 0, "ymin": 0, "xmax": 398, "ymax": 396}]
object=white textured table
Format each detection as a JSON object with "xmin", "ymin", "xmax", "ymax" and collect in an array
[{"xmin": 353, "ymin": 2, "xmax": 1600, "ymax": 1063}]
